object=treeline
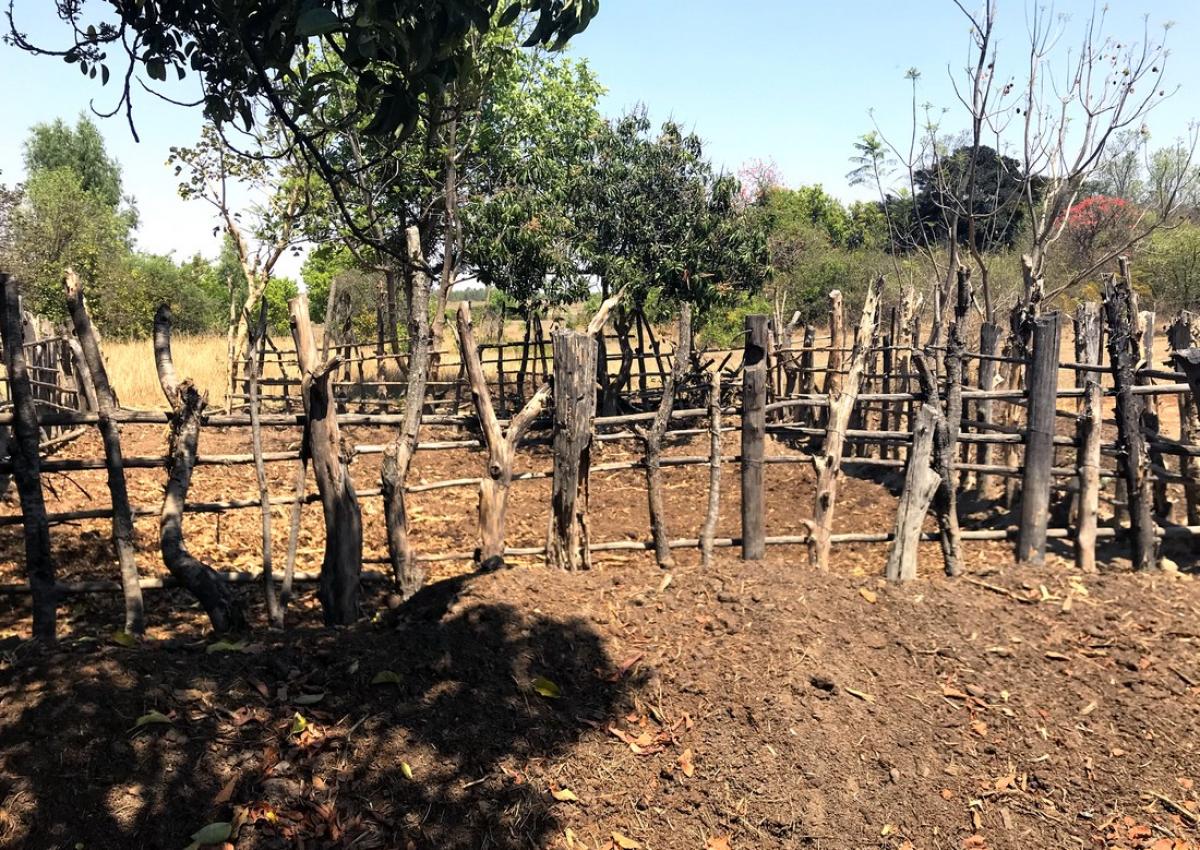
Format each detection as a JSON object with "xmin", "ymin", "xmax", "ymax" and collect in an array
[{"xmin": 0, "ymin": 115, "xmax": 303, "ymax": 338}]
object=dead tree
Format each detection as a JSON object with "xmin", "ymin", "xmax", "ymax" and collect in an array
[
  {"xmin": 290, "ymin": 294, "xmax": 363, "ymax": 624},
  {"xmin": 246, "ymin": 300, "xmax": 283, "ymax": 627},
  {"xmin": 0, "ymin": 274, "xmax": 55, "ymax": 640},
  {"xmin": 382, "ymin": 227, "xmax": 433, "ymax": 600},
  {"xmin": 932, "ymin": 268, "xmax": 970, "ymax": 576},
  {"xmin": 1168, "ymin": 313, "xmax": 1200, "ymax": 527},
  {"xmin": 63, "ymin": 270, "xmax": 144, "ymax": 635},
  {"xmin": 546, "ymin": 289, "xmax": 623, "ymax": 571},
  {"xmin": 154, "ymin": 305, "xmax": 245, "ymax": 633},
  {"xmin": 700, "ymin": 369, "xmax": 721, "ymax": 568},
  {"xmin": 806, "ymin": 277, "xmax": 883, "ymax": 569},
  {"xmin": 635, "ymin": 304, "xmax": 693, "ymax": 569},
  {"xmin": 456, "ymin": 301, "xmax": 550, "ymax": 571},
  {"xmin": 1103, "ymin": 273, "xmax": 1158, "ymax": 571}
]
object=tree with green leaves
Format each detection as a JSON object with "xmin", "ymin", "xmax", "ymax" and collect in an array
[{"xmin": 23, "ymin": 114, "xmax": 127, "ymax": 213}]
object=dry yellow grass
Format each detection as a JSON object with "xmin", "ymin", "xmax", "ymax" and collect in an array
[{"xmin": 102, "ymin": 334, "xmax": 231, "ymax": 409}]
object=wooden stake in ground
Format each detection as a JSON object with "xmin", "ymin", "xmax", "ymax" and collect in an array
[
  {"xmin": 546, "ymin": 289, "xmax": 623, "ymax": 571},
  {"xmin": 636, "ymin": 304, "xmax": 693, "ymax": 569},
  {"xmin": 382, "ymin": 227, "xmax": 433, "ymax": 600},
  {"xmin": 289, "ymin": 293, "xmax": 364, "ymax": 624},
  {"xmin": 154, "ymin": 305, "xmax": 245, "ymax": 634},
  {"xmin": 741, "ymin": 314, "xmax": 768, "ymax": 560},
  {"xmin": 1168, "ymin": 313, "xmax": 1200, "ymax": 528},
  {"xmin": 1075, "ymin": 379, "xmax": 1102, "ymax": 573},
  {"xmin": 0, "ymin": 274, "xmax": 56, "ymax": 640},
  {"xmin": 246, "ymin": 300, "xmax": 283, "ymax": 627},
  {"xmin": 63, "ymin": 269, "xmax": 144, "ymax": 635},
  {"xmin": 700, "ymin": 369, "xmax": 721, "ymax": 568},
  {"xmin": 884, "ymin": 401, "xmax": 942, "ymax": 583},
  {"xmin": 1015, "ymin": 311, "xmax": 1062, "ymax": 565},
  {"xmin": 1103, "ymin": 272, "xmax": 1158, "ymax": 571},
  {"xmin": 930, "ymin": 267, "xmax": 970, "ymax": 576},
  {"xmin": 457, "ymin": 301, "xmax": 550, "ymax": 570},
  {"xmin": 806, "ymin": 277, "xmax": 883, "ymax": 570}
]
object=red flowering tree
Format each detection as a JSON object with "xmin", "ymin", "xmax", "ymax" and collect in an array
[{"xmin": 1057, "ymin": 195, "xmax": 1142, "ymax": 278}]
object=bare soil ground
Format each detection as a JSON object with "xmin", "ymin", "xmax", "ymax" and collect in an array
[{"xmin": 0, "ymin": 384, "xmax": 1198, "ymax": 849}]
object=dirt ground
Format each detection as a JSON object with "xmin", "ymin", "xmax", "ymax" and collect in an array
[{"xmin": 0, "ymin": 362, "xmax": 1198, "ymax": 848}]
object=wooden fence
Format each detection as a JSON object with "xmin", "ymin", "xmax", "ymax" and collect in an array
[{"xmin": 1, "ymin": 271, "xmax": 1199, "ymax": 639}]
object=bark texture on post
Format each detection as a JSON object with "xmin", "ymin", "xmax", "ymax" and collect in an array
[
  {"xmin": 457, "ymin": 301, "xmax": 550, "ymax": 571},
  {"xmin": 0, "ymin": 274, "xmax": 56, "ymax": 640},
  {"xmin": 382, "ymin": 227, "xmax": 432, "ymax": 599},
  {"xmin": 700, "ymin": 369, "xmax": 721, "ymax": 569},
  {"xmin": 1169, "ymin": 313, "xmax": 1200, "ymax": 527},
  {"xmin": 154, "ymin": 305, "xmax": 245, "ymax": 634},
  {"xmin": 1103, "ymin": 274, "xmax": 1158, "ymax": 571},
  {"xmin": 290, "ymin": 294, "xmax": 363, "ymax": 624},
  {"xmin": 1015, "ymin": 312, "xmax": 1062, "ymax": 565},
  {"xmin": 930, "ymin": 268, "xmax": 969, "ymax": 576},
  {"xmin": 806, "ymin": 277, "xmax": 883, "ymax": 570},
  {"xmin": 546, "ymin": 330, "xmax": 596, "ymax": 571},
  {"xmin": 884, "ymin": 404, "xmax": 942, "ymax": 582},
  {"xmin": 741, "ymin": 315, "xmax": 768, "ymax": 561},
  {"xmin": 63, "ymin": 270, "xmax": 144, "ymax": 634},
  {"xmin": 635, "ymin": 304, "xmax": 693, "ymax": 569}
]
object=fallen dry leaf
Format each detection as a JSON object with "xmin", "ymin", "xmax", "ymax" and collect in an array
[
  {"xmin": 678, "ymin": 748, "xmax": 695, "ymax": 778},
  {"xmin": 611, "ymin": 831, "xmax": 641, "ymax": 849},
  {"xmin": 213, "ymin": 775, "xmax": 237, "ymax": 806},
  {"xmin": 859, "ymin": 587, "xmax": 878, "ymax": 604},
  {"xmin": 550, "ymin": 787, "xmax": 579, "ymax": 803},
  {"xmin": 705, "ymin": 836, "xmax": 732, "ymax": 850}
]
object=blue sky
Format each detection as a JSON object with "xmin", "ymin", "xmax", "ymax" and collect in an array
[{"xmin": 2, "ymin": 1, "xmax": 1197, "ymax": 279}]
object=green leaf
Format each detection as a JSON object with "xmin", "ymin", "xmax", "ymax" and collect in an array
[
  {"xmin": 131, "ymin": 710, "xmax": 172, "ymax": 731},
  {"xmin": 293, "ymin": 692, "xmax": 324, "ymax": 706},
  {"xmin": 296, "ymin": 7, "xmax": 341, "ymax": 38},
  {"xmin": 188, "ymin": 821, "xmax": 232, "ymax": 846},
  {"xmin": 371, "ymin": 670, "xmax": 402, "ymax": 686},
  {"xmin": 531, "ymin": 676, "xmax": 562, "ymax": 699},
  {"xmin": 110, "ymin": 629, "xmax": 137, "ymax": 647},
  {"xmin": 498, "ymin": 2, "xmax": 523, "ymax": 26},
  {"xmin": 290, "ymin": 712, "xmax": 308, "ymax": 735},
  {"xmin": 146, "ymin": 58, "xmax": 166, "ymax": 81},
  {"xmin": 206, "ymin": 639, "xmax": 247, "ymax": 654},
  {"xmin": 401, "ymin": 761, "xmax": 413, "ymax": 780}
]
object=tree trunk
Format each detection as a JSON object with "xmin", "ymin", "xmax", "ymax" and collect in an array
[
  {"xmin": 457, "ymin": 301, "xmax": 550, "ymax": 570},
  {"xmin": 636, "ymin": 304, "xmax": 693, "ymax": 569},
  {"xmin": 0, "ymin": 274, "xmax": 56, "ymax": 640},
  {"xmin": 63, "ymin": 270, "xmax": 144, "ymax": 635},
  {"xmin": 1016, "ymin": 312, "xmax": 1062, "ymax": 565},
  {"xmin": 807, "ymin": 278, "xmax": 883, "ymax": 570},
  {"xmin": 546, "ymin": 331, "xmax": 596, "ymax": 571},
  {"xmin": 382, "ymin": 227, "xmax": 432, "ymax": 599},
  {"xmin": 930, "ymin": 268, "xmax": 969, "ymax": 576},
  {"xmin": 289, "ymin": 295, "xmax": 363, "ymax": 624}
]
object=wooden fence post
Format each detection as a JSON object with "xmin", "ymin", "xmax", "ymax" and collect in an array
[
  {"xmin": 0, "ymin": 274, "xmax": 56, "ymax": 640},
  {"xmin": 154, "ymin": 305, "xmax": 245, "ymax": 633},
  {"xmin": 458, "ymin": 301, "xmax": 551, "ymax": 570},
  {"xmin": 1168, "ymin": 313, "xmax": 1199, "ymax": 527},
  {"xmin": 1015, "ymin": 311, "xmax": 1062, "ymax": 565},
  {"xmin": 741, "ymin": 314, "xmax": 768, "ymax": 560},
  {"xmin": 547, "ymin": 330, "xmax": 597, "ymax": 571},
  {"xmin": 63, "ymin": 269, "xmax": 145, "ymax": 635},
  {"xmin": 973, "ymin": 320, "xmax": 1003, "ymax": 495},
  {"xmin": 807, "ymin": 278, "xmax": 883, "ymax": 570},
  {"xmin": 700, "ymin": 369, "xmax": 721, "ymax": 568},
  {"xmin": 885, "ymin": 403, "xmax": 941, "ymax": 582},
  {"xmin": 636, "ymin": 304, "xmax": 693, "ymax": 569},
  {"xmin": 1103, "ymin": 273, "xmax": 1158, "ymax": 571},
  {"xmin": 290, "ymin": 293, "xmax": 364, "ymax": 624}
]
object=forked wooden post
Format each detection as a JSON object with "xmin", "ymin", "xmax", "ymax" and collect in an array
[
  {"xmin": 0, "ymin": 274, "xmax": 56, "ymax": 640},
  {"xmin": 547, "ymin": 330, "xmax": 597, "ymax": 571},
  {"xmin": 457, "ymin": 301, "xmax": 550, "ymax": 570},
  {"xmin": 1015, "ymin": 312, "xmax": 1061, "ymax": 565},
  {"xmin": 1104, "ymin": 273, "xmax": 1158, "ymax": 571},
  {"xmin": 63, "ymin": 269, "xmax": 144, "ymax": 635},
  {"xmin": 807, "ymin": 277, "xmax": 883, "ymax": 570},
  {"xmin": 741, "ymin": 314, "xmax": 768, "ymax": 560}
]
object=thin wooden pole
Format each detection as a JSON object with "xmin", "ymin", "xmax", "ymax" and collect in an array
[{"xmin": 700, "ymin": 369, "xmax": 721, "ymax": 568}]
